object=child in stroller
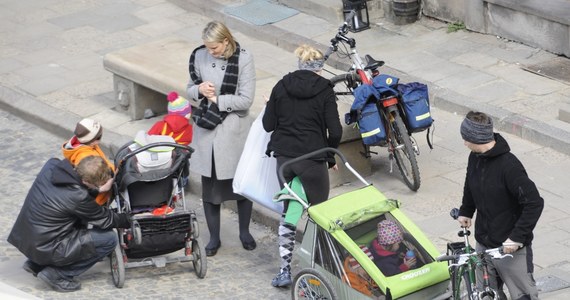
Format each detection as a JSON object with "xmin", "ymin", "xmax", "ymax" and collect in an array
[{"xmin": 108, "ymin": 131, "xmax": 206, "ymax": 288}]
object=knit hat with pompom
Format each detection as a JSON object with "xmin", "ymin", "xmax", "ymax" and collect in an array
[{"xmin": 167, "ymin": 91, "xmax": 192, "ymax": 117}]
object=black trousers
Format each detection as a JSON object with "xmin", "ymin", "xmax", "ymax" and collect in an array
[{"xmin": 275, "ymin": 156, "xmax": 329, "ymax": 213}]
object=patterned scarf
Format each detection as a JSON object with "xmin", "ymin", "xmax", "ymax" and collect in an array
[{"xmin": 189, "ymin": 43, "xmax": 240, "ymax": 129}]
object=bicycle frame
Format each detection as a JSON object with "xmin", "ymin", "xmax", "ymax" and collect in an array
[
  {"xmin": 438, "ymin": 209, "xmax": 512, "ymax": 300},
  {"xmin": 325, "ymin": 10, "xmax": 421, "ymax": 192}
]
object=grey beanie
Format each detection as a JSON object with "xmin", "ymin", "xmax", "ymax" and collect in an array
[
  {"xmin": 460, "ymin": 117, "xmax": 494, "ymax": 144},
  {"xmin": 298, "ymin": 59, "xmax": 325, "ymax": 72}
]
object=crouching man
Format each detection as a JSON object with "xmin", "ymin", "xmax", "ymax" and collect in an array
[{"xmin": 7, "ymin": 156, "xmax": 131, "ymax": 292}]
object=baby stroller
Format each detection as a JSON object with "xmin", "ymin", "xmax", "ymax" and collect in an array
[
  {"xmin": 109, "ymin": 131, "xmax": 206, "ymax": 288},
  {"xmin": 278, "ymin": 148, "xmax": 451, "ymax": 299}
]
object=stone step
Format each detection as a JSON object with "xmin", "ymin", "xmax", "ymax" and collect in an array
[{"xmin": 278, "ymin": 0, "xmax": 344, "ymax": 23}]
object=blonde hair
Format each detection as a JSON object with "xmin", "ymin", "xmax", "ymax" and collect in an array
[
  {"xmin": 202, "ymin": 21, "xmax": 237, "ymax": 60},
  {"xmin": 294, "ymin": 44, "xmax": 324, "ymax": 63}
]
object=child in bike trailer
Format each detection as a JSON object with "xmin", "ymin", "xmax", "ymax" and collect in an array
[
  {"xmin": 370, "ymin": 220, "xmax": 417, "ymax": 276},
  {"xmin": 343, "ymin": 245, "xmax": 382, "ymax": 298}
]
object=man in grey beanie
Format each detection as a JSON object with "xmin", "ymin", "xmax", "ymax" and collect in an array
[{"xmin": 458, "ymin": 111, "xmax": 543, "ymax": 300}]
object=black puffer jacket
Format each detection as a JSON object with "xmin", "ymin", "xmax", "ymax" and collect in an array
[
  {"xmin": 262, "ymin": 70, "xmax": 342, "ymax": 165},
  {"xmin": 459, "ymin": 133, "xmax": 544, "ymax": 248},
  {"xmin": 8, "ymin": 158, "xmax": 129, "ymax": 266}
]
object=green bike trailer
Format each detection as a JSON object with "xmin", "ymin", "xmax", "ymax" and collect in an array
[
  {"xmin": 299, "ymin": 185, "xmax": 450, "ymax": 299},
  {"xmin": 277, "ymin": 148, "xmax": 450, "ymax": 299}
]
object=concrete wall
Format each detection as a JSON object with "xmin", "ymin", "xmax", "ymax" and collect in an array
[
  {"xmin": 280, "ymin": 0, "xmax": 570, "ymax": 57},
  {"xmin": 422, "ymin": 0, "xmax": 465, "ymax": 23},
  {"xmin": 419, "ymin": 0, "xmax": 570, "ymax": 57}
]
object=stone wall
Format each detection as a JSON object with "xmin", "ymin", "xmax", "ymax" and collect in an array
[{"xmin": 417, "ymin": 0, "xmax": 570, "ymax": 57}]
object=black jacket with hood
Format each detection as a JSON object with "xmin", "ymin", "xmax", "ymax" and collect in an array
[
  {"xmin": 8, "ymin": 158, "xmax": 129, "ymax": 266},
  {"xmin": 459, "ymin": 133, "xmax": 544, "ymax": 248},
  {"xmin": 262, "ymin": 70, "xmax": 342, "ymax": 165}
]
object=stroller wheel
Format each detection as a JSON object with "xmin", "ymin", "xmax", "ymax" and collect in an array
[
  {"xmin": 191, "ymin": 238, "xmax": 207, "ymax": 279},
  {"xmin": 110, "ymin": 244, "xmax": 125, "ymax": 288},
  {"xmin": 132, "ymin": 220, "xmax": 142, "ymax": 245},
  {"xmin": 292, "ymin": 268, "xmax": 338, "ymax": 300},
  {"xmin": 192, "ymin": 218, "xmax": 200, "ymax": 239}
]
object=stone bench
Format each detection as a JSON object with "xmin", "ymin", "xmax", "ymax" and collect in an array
[
  {"xmin": 103, "ymin": 37, "xmax": 371, "ymax": 186},
  {"xmin": 103, "ymin": 37, "xmax": 194, "ymax": 120}
]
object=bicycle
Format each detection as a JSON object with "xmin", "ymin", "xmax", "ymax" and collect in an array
[
  {"xmin": 324, "ymin": 10, "xmax": 422, "ymax": 192},
  {"xmin": 436, "ymin": 208, "xmax": 512, "ymax": 300}
]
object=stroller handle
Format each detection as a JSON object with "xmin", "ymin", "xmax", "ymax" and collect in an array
[
  {"xmin": 277, "ymin": 147, "xmax": 371, "ymax": 208},
  {"xmin": 116, "ymin": 142, "xmax": 194, "ymax": 169}
]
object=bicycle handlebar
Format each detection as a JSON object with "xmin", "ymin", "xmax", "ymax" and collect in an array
[
  {"xmin": 324, "ymin": 10, "xmax": 358, "ymax": 61},
  {"xmin": 343, "ymin": 10, "xmax": 356, "ymax": 32},
  {"xmin": 437, "ymin": 247, "xmax": 513, "ymax": 266}
]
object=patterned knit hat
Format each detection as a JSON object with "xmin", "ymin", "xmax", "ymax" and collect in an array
[
  {"xmin": 75, "ymin": 118, "xmax": 103, "ymax": 144},
  {"xmin": 377, "ymin": 220, "xmax": 403, "ymax": 246},
  {"xmin": 167, "ymin": 91, "xmax": 192, "ymax": 117}
]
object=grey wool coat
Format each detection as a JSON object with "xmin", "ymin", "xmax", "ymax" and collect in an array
[{"xmin": 186, "ymin": 46, "xmax": 256, "ymax": 180}]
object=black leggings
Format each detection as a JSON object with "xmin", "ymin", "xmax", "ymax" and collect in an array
[{"xmin": 275, "ymin": 156, "xmax": 329, "ymax": 213}]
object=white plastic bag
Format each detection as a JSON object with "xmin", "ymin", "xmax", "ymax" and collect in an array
[{"xmin": 233, "ymin": 107, "xmax": 283, "ymax": 213}]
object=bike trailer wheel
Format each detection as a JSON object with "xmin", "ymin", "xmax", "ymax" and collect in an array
[{"xmin": 292, "ymin": 268, "xmax": 338, "ymax": 300}]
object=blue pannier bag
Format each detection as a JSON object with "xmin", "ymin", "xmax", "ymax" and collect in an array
[
  {"xmin": 347, "ymin": 84, "xmax": 386, "ymax": 145},
  {"xmin": 358, "ymin": 102, "xmax": 386, "ymax": 145},
  {"xmin": 397, "ymin": 82, "xmax": 433, "ymax": 132}
]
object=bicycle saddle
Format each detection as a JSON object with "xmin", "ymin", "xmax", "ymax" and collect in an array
[{"xmin": 364, "ymin": 55, "xmax": 384, "ymax": 70}]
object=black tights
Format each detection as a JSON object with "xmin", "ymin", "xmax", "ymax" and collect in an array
[{"xmin": 203, "ymin": 199, "xmax": 254, "ymax": 249}]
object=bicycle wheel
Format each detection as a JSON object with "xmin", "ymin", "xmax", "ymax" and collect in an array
[
  {"xmin": 387, "ymin": 111, "xmax": 421, "ymax": 191},
  {"xmin": 330, "ymin": 73, "xmax": 360, "ymax": 106},
  {"xmin": 451, "ymin": 266, "xmax": 474, "ymax": 300},
  {"xmin": 292, "ymin": 268, "xmax": 338, "ymax": 300}
]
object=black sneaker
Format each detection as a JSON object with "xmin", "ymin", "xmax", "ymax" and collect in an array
[
  {"xmin": 37, "ymin": 267, "xmax": 81, "ymax": 292},
  {"xmin": 22, "ymin": 259, "xmax": 44, "ymax": 277}
]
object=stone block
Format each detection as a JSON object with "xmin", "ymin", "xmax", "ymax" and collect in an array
[{"xmin": 559, "ymin": 104, "xmax": 570, "ymax": 124}]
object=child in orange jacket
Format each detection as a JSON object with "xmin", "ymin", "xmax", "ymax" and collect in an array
[
  {"xmin": 147, "ymin": 91, "xmax": 193, "ymax": 145},
  {"xmin": 62, "ymin": 118, "xmax": 115, "ymax": 205}
]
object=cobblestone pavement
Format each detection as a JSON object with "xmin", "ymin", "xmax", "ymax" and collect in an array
[
  {"xmin": 0, "ymin": 111, "xmax": 290, "ymax": 299},
  {"xmin": 1, "ymin": 0, "xmax": 570, "ymax": 298}
]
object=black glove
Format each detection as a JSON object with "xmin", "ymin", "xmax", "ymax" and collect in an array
[{"xmin": 116, "ymin": 213, "xmax": 132, "ymax": 228}]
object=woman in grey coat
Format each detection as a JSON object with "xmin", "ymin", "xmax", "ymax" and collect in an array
[{"xmin": 187, "ymin": 21, "xmax": 256, "ymax": 256}]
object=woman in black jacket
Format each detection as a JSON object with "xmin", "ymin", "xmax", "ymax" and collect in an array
[{"xmin": 263, "ymin": 44, "xmax": 342, "ymax": 287}]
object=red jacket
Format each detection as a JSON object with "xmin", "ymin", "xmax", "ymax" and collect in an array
[{"xmin": 148, "ymin": 115, "xmax": 193, "ymax": 145}]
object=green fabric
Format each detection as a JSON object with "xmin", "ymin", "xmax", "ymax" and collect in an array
[
  {"xmin": 308, "ymin": 185, "xmax": 399, "ymax": 233},
  {"xmin": 273, "ymin": 177, "xmax": 307, "ymax": 226},
  {"xmin": 306, "ymin": 185, "xmax": 450, "ymax": 298}
]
